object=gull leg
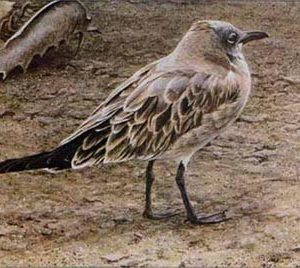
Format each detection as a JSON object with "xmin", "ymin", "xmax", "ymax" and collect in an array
[
  {"xmin": 143, "ymin": 160, "xmax": 179, "ymax": 220},
  {"xmin": 175, "ymin": 161, "xmax": 228, "ymax": 224},
  {"xmin": 74, "ymin": 32, "xmax": 84, "ymax": 56}
]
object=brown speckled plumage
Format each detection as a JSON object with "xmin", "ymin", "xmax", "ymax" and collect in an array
[{"xmin": 65, "ymin": 68, "xmax": 240, "ymax": 167}]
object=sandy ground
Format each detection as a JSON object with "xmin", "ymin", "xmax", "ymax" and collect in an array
[{"xmin": 0, "ymin": 0, "xmax": 300, "ymax": 266}]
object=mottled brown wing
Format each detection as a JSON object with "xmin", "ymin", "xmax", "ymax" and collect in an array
[
  {"xmin": 60, "ymin": 60, "xmax": 159, "ymax": 168},
  {"xmin": 61, "ymin": 60, "xmax": 159, "ymax": 146},
  {"xmin": 104, "ymin": 70, "xmax": 240, "ymax": 162},
  {"xmin": 69, "ymin": 69, "xmax": 239, "ymax": 168}
]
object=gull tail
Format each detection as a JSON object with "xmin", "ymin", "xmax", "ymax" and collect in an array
[{"xmin": 0, "ymin": 142, "xmax": 79, "ymax": 174}]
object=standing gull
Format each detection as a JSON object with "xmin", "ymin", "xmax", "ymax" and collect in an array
[{"xmin": 0, "ymin": 20, "xmax": 268, "ymax": 224}]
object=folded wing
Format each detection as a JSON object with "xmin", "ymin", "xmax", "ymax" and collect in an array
[{"xmin": 64, "ymin": 67, "xmax": 240, "ymax": 168}]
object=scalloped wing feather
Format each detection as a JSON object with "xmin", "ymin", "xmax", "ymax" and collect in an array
[{"xmin": 69, "ymin": 69, "xmax": 240, "ymax": 168}]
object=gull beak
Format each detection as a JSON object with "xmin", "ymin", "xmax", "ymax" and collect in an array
[{"xmin": 239, "ymin": 31, "xmax": 269, "ymax": 44}]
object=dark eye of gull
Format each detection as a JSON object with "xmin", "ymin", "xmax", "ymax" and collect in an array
[{"xmin": 227, "ymin": 32, "xmax": 238, "ymax": 45}]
